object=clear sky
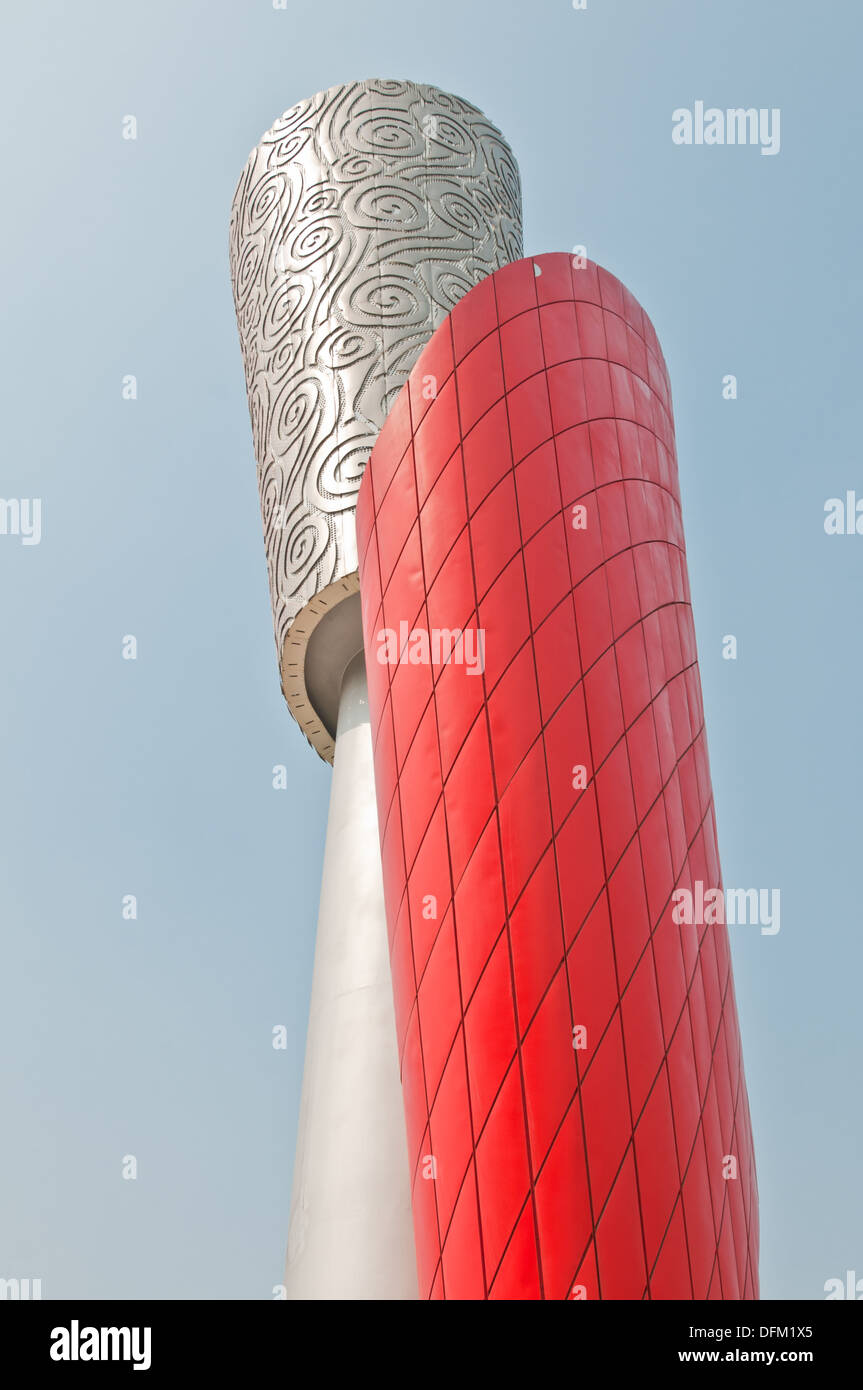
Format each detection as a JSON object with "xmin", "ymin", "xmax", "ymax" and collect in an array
[{"xmin": 0, "ymin": 0, "xmax": 860, "ymax": 1300}]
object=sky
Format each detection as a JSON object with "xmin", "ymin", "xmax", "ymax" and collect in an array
[{"xmin": 0, "ymin": 0, "xmax": 860, "ymax": 1300}]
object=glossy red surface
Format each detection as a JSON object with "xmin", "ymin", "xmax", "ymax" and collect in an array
[{"xmin": 357, "ymin": 253, "xmax": 758, "ymax": 1300}]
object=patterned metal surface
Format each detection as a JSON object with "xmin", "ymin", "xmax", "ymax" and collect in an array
[{"xmin": 229, "ymin": 79, "xmax": 523, "ymax": 686}]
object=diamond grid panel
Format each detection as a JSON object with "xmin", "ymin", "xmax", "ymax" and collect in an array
[{"xmin": 356, "ymin": 253, "xmax": 759, "ymax": 1300}]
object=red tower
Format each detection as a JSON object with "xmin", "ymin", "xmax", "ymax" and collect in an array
[{"xmin": 356, "ymin": 253, "xmax": 758, "ymax": 1300}]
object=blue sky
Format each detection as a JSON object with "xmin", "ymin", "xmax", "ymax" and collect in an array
[{"xmin": 0, "ymin": 0, "xmax": 860, "ymax": 1299}]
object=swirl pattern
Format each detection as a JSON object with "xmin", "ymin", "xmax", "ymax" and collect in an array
[{"xmin": 229, "ymin": 79, "xmax": 523, "ymax": 683}]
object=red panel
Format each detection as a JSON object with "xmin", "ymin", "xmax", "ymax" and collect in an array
[{"xmin": 358, "ymin": 253, "xmax": 758, "ymax": 1299}]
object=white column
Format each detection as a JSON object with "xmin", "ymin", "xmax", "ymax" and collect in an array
[{"xmin": 284, "ymin": 652, "xmax": 418, "ymax": 1299}]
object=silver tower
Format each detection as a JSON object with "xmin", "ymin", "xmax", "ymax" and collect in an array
[{"xmin": 230, "ymin": 78, "xmax": 522, "ymax": 1297}]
